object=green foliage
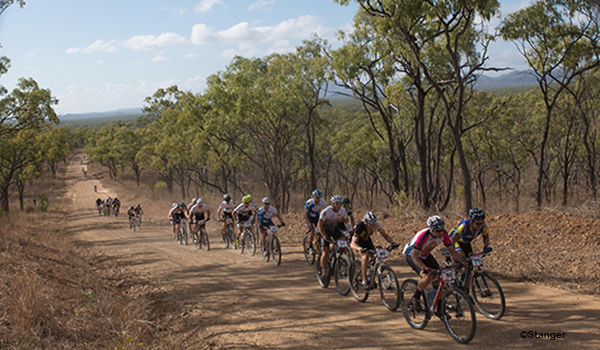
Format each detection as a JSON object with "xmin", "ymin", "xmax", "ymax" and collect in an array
[{"xmin": 37, "ymin": 193, "xmax": 48, "ymax": 212}]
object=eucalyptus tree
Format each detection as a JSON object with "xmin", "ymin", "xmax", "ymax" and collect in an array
[
  {"xmin": 499, "ymin": 0, "xmax": 600, "ymax": 207},
  {"xmin": 40, "ymin": 126, "xmax": 73, "ymax": 178}
]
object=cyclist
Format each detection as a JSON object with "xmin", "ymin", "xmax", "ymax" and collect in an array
[
  {"xmin": 257, "ymin": 197, "xmax": 286, "ymax": 252},
  {"xmin": 340, "ymin": 197, "xmax": 355, "ymax": 230},
  {"xmin": 232, "ymin": 195, "xmax": 255, "ymax": 246},
  {"xmin": 134, "ymin": 203, "xmax": 144, "ymax": 225},
  {"xmin": 168, "ymin": 202, "xmax": 187, "ymax": 238},
  {"xmin": 350, "ymin": 211, "xmax": 396, "ymax": 287},
  {"xmin": 93, "ymin": 184, "xmax": 97, "ymax": 192},
  {"xmin": 403, "ymin": 215, "xmax": 465, "ymax": 312},
  {"xmin": 95, "ymin": 197, "xmax": 103, "ymax": 209},
  {"xmin": 112, "ymin": 197, "xmax": 121, "ymax": 216},
  {"xmin": 104, "ymin": 196, "xmax": 112, "ymax": 215},
  {"xmin": 317, "ymin": 194, "xmax": 349, "ymax": 277},
  {"xmin": 304, "ymin": 189, "xmax": 326, "ymax": 255},
  {"xmin": 189, "ymin": 198, "xmax": 210, "ymax": 241},
  {"xmin": 217, "ymin": 194, "xmax": 236, "ymax": 235},
  {"xmin": 449, "ymin": 208, "xmax": 492, "ymax": 261},
  {"xmin": 187, "ymin": 198, "xmax": 197, "ymax": 231},
  {"xmin": 127, "ymin": 206, "xmax": 136, "ymax": 227}
]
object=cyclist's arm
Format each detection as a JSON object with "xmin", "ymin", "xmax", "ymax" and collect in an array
[
  {"xmin": 216, "ymin": 206, "xmax": 222, "ymax": 218},
  {"xmin": 378, "ymin": 228, "xmax": 394, "ymax": 245},
  {"xmin": 483, "ymin": 234, "xmax": 490, "ymax": 248},
  {"xmin": 304, "ymin": 208, "xmax": 311, "ymax": 225},
  {"xmin": 410, "ymin": 248, "xmax": 427, "ymax": 272},
  {"xmin": 349, "ymin": 234, "xmax": 361, "ymax": 252},
  {"xmin": 206, "ymin": 208, "xmax": 211, "ymax": 220},
  {"xmin": 317, "ymin": 219, "xmax": 327, "ymax": 240},
  {"xmin": 275, "ymin": 213, "xmax": 285, "ymax": 226}
]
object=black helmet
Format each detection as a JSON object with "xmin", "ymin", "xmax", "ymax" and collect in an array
[
  {"xmin": 178, "ymin": 201, "xmax": 186, "ymax": 208},
  {"xmin": 468, "ymin": 208, "xmax": 486, "ymax": 221},
  {"xmin": 223, "ymin": 194, "xmax": 231, "ymax": 201},
  {"xmin": 129, "ymin": 206, "xmax": 134, "ymax": 210},
  {"xmin": 342, "ymin": 197, "xmax": 351, "ymax": 205}
]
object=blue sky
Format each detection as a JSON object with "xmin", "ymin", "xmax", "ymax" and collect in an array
[{"xmin": 0, "ymin": 0, "xmax": 529, "ymax": 115}]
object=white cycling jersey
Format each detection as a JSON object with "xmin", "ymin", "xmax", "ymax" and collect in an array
[
  {"xmin": 233, "ymin": 203, "xmax": 254, "ymax": 216},
  {"xmin": 219, "ymin": 200, "xmax": 236, "ymax": 214},
  {"xmin": 189, "ymin": 203, "xmax": 209, "ymax": 215},
  {"xmin": 319, "ymin": 206, "xmax": 348, "ymax": 233}
]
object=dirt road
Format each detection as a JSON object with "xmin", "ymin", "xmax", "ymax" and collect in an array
[{"xmin": 67, "ymin": 157, "xmax": 599, "ymax": 349}]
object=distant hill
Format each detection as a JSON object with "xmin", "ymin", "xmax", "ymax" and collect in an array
[
  {"xmin": 475, "ymin": 70, "xmax": 537, "ymax": 90},
  {"xmin": 59, "ymin": 108, "xmax": 143, "ymax": 121}
]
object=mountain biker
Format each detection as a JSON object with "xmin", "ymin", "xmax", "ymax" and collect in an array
[
  {"xmin": 104, "ymin": 196, "xmax": 112, "ymax": 215},
  {"xmin": 340, "ymin": 197, "xmax": 355, "ymax": 230},
  {"xmin": 168, "ymin": 202, "xmax": 187, "ymax": 238},
  {"xmin": 305, "ymin": 189, "xmax": 326, "ymax": 255},
  {"xmin": 403, "ymin": 215, "xmax": 465, "ymax": 312},
  {"xmin": 93, "ymin": 184, "xmax": 97, "ymax": 192},
  {"xmin": 95, "ymin": 197, "xmax": 103, "ymax": 209},
  {"xmin": 217, "ymin": 194, "xmax": 236, "ymax": 235},
  {"xmin": 134, "ymin": 203, "xmax": 144, "ymax": 224},
  {"xmin": 187, "ymin": 198, "xmax": 197, "ymax": 231},
  {"xmin": 350, "ymin": 211, "xmax": 396, "ymax": 287},
  {"xmin": 317, "ymin": 194, "xmax": 349, "ymax": 277},
  {"xmin": 449, "ymin": 208, "xmax": 492, "ymax": 261},
  {"xmin": 112, "ymin": 197, "xmax": 121, "ymax": 216},
  {"xmin": 257, "ymin": 197, "xmax": 286, "ymax": 252},
  {"xmin": 189, "ymin": 198, "xmax": 210, "ymax": 240},
  {"xmin": 127, "ymin": 206, "xmax": 136, "ymax": 227},
  {"xmin": 233, "ymin": 195, "xmax": 255, "ymax": 246}
]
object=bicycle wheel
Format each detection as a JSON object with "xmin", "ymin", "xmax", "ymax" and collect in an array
[
  {"xmin": 378, "ymin": 264, "xmax": 400, "ymax": 311},
  {"xmin": 229, "ymin": 229, "xmax": 237, "ymax": 250},
  {"xmin": 303, "ymin": 233, "xmax": 316, "ymax": 265},
  {"xmin": 470, "ymin": 271, "xmax": 505, "ymax": 320},
  {"xmin": 335, "ymin": 254, "xmax": 351, "ymax": 296},
  {"xmin": 441, "ymin": 287, "xmax": 477, "ymax": 344},
  {"xmin": 236, "ymin": 232, "xmax": 244, "ymax": 254},
  {"xmin": 201, "ymin": 228, "xmax": 210, "ymax": 251},
  {"xmin": 400, "ymin": 279, "xmax": 429, "ymax": 329},
  {"xmin": 246, "ymin": 230, "xmax": 256, "ymax": 256},
  {"xmin": 349, "ymin": 260, "xmax": 368, "ymax": 302},
  {"xmin": 195, "ymin": 228, "xmax": 202, "ymax": 250},
  {"xmin": 271, "ymin": 236, "xmax": 281, "ymax": 266},
  {"xmin": 316, "ymin": 253, "xmax": 330, "ymax": 288},
  {"xmin": 182, "ymin": 226, "xmax": 188, "ymax": 246},
  {"xmin": 262, "ymin": 238, "xmax": 270, "ymax": 262},
  {"xmin": 130, "ymin": 220, "xmax": 136, "ymax": 233}
]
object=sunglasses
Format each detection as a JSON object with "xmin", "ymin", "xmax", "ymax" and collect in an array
[
  {"xmin": 472, "ymin": 221, "xmax": 485, "ymax": 226},
  {"xmin": 433, "ymin": 228, "xmax": 444, "ymax": 233}
]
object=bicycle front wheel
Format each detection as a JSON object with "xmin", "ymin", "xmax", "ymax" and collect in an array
[
  {"xmin": 246, "ymin": 230, "xmax": 255, "ymax": 256},
  {"xmin": 470, "ymin": 271, "xmax": 505, "ymax": 320},
  {"xmin": 201, "ymin": 228, "xmax": 210, "ymax": 251},
  {"xmin": 271, "ymin": 236, "xmax": 281, "ymax": 265},
  {"xmin": 441, "ymin": 287, "xmax": 477, "ymax": 344},
  {"xmin": 183, "ymin": 226, "xmax": 188, "ymax": 246},
  {"xmin": 303, "ymin": 233, "xmax": 316, "ymax": 265},
  {"xmin": 378, "ymin": 264, "xmax": 400, "ymax": 311},
  {"xmin": 316, "ymin": 253, "xmax": 330, "ymax": 288},
  {"xmin": 349, "ymin": 260, "xmax": 368, "ymax": 302},
  {"xmin": 400, "ymin": 279, "xmax": 429, "ymax": 330},
  {"xmin": 236, "ymin": 233, "xmax": 244, "ymax": 254},
  {"xmin": 335, "ymin": 254, "xmax": 351, "ymax": 296}
]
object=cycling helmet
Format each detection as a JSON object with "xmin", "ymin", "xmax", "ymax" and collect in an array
[
  {"xmin": 172, "ymin": 203, "xmax": 177, "ymax": 208},
  {"xmin": 129, "ymin": 206, "xmax": 134, "ymax": 210},
  {"xmin": 312, "ymin": 189, "xmax": 322, "ymax": 198},
  {"xmin": 135, "ymin": 204, "xmax": 140, "ymax": 209},
  {"xmin": 242, "ymin": 195, "xmax": 253, "ymax": 203},
  {"xmin": 342, "ymin": 197, "xmax": 351, "ymax": 205},
  {"xmin": 191, "ymin": 198, "xmax": 197, "ymax": 205},
  {"xmin": 262, "ymin": 197, "xmax": 271, "ymax": 204},
  {"xmin": 178, "ymin": 201, "xmax": 186, "ymax": 208},
  {"xmin": 364, "ymin": 211, "xmax": 377, "ymax": 223},
  {"xmin": 330, "ymin": 194, "xmax": 344, "ymax": 204},
  {"xmin": 223, "ymin": 194, "xmax": 231, "ymax": 201},
  {"xmin": 196, "ymin": 198, "xmax": 204, "ymax": 205},
  {"xmin": 427, "ymin": 215, "xmax": 445, "ymax": 230},
  {"xmin": 469, "ymin": 208, "xmax": 486, "ymax": 221}
]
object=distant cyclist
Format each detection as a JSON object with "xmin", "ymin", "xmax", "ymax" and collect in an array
[
  {"xmin": 257, "ymin": 197, "xmax": 286, "ymax": 252},
  {"xmin": 168, "ymin": 202, "xmax": 187, "ymax": 238},
  {"xmin": 232, "ymin": 195, "xmax": 255, "ymax": 246},
  {"xmin": 317, "ymin": 195, "xmax": 349, "ymax": 277},
  {"xmin": 304, "ymin": 189, "xmax": 326, "ymax": 255},
  {"xmin": 127, "ymin": 206, "xmax": 136, "ymax": 227},
  {"xmin": 217, "ymin": 194, "xmax": 236, "ymax": 234},
  {"xmin": 189, "ymin": 198, "xmax": 210, "ymax": 240},
  {"xmin": 134, "ymin": 204, "xmax": 144, "ymax": 225}
]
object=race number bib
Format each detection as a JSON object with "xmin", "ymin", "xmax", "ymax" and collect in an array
[{"xmin": 471, "ymin": 254, "xmax": 483, "ymax": 268}]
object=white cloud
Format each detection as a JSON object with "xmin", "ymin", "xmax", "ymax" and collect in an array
[
  {"xmin": 267, "ymin": 39, "xmax": 293, "ymax": 54},
  {"xmin": 81, "ymin": 39, "xmax": 119, "ymax": 54},
  {"xmin": 95, "ymin": 60, "xmax": 104, "ymax": 64},
  {"xmin": 152, "ymin": 51, "xmax": 170, "ymax": 62},
  {"xmin": 191, "ymin": 15, "xmax": 328, "ymax": 45},
  {"xmin": 248, "ymin": 0, "xmax": 275, "ymax": 11},
  {"xmin": 194, "ymin": 0, "xmax": 225, "ymax": 13},
  {"xmin": 66, "ymin": 47, "xmax": 80, "ymax": 54},
  {"xmin": 184, "ymin": 53, "xmax": 199, "ymax": 59},
  {"xmin": 122, "ymin": 32, "xmax": 187, "ymax": 51},
  {"xmin": 220, "ymin": 43, "xmax": 262, "ymax": 59}
]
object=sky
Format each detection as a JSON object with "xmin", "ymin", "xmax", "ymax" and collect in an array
[{"xmin": 0, "ymin": 0, "xmax": 530, "ymax": 115}]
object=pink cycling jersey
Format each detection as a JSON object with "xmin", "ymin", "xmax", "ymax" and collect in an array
[{"xmin": 407, "ymin": 228, "xmax": 452, "ymax": 259}]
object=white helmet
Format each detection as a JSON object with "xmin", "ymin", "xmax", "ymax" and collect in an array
[
  {"xmin": 196, "ymin": 198, "xmax": 204, "ymax": 205},
  {"xmin": 363, "ymin": 211, "xmax": 377, "ymax": 223}
]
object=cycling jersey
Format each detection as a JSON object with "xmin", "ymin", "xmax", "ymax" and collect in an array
[
  {"xmin": 190, "ymin": 203, "xmax": 208, "ymax": 222},
  {"xmin": 319, "ymin": 206, "xmax": 348, "ymax": 235},
  {"xmin": 219, "ymin": 200, "xmax": 236, "ymax": 214},
  {"xmin": 305, "ymin": 198, "xmax": 327, "ymax": 218},
  {"xmin": 234, "ymin": 203, "xmax": 254, "ymax": 223},
  {"xmin": 404, "ymin": 228, "xmax": 452, "ymax": 260},
  {"xmin": 257, "ymin": 205, "xmax": 278, "ymax": 225},
  {"xmin": 449, "ymin": 219, "xmax": 488, "ymax": 244},
  {"xmin": 127, "ymin": 209, "xmax": 136, "ymax": 218},
  {"xmin": 351, "ymin": 221, "xmax": 383, "ymax": 242}
]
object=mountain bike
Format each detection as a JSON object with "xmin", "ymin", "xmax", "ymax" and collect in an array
[
  {"xmin": 97, "ymin": 204, "xmax": 102, "ymax": 216},
  {"xmin": 302, "ymin": 225, "xmax": 322, "ymax": 265},
  {"xmin": 193, "ymin": 219, "xmax": 210, "ymax": 251},
  {"xmin": 176, "ymin": 219, "xmax": 188, "ymax": 246},
  {"xmin": 129, "ymin": 215, "xmax": 139, "ymax": 232},
  {"xmin": 236, "ymin": 221, "xmax": 256, "ymax": 256},
  {"xmin": 317, "ymin": 233, "xmax": 352, "ymax": 295},
  {"xmin": 400, "ymin": 262, "xmax": 477, "ymax": 344},
  {"xmin": 440, "ymin": 249, "xmax": 506, "ymax": 320},
  {"xmin": 113, "ymin": 205, "xmax": 119, "ymax": 218},
  {"xmin": 348, "ymin": 243, "xmax": 400, "ymax": 311},
  {"xmin": 261, "ymin": 224, "xmax": 284, "ymax": 265}
]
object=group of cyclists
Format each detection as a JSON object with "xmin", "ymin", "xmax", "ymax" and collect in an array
[
  {"xmin": 94, "ymin": 196, "xmax": 144, "ymax": 228},
  {"xmin": 303, "ymin": 189, "xmax": 492, "ymax": 309},
  {"xmin": 167, "ymin": 194, "xmax": 287, "ymax": 253}
]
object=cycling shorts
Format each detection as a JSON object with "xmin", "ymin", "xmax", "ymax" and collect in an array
[
  {"xmin": 223, "ymin": 212, "xmax": 233, "ymax": 219},
  {"xmin": 259, "ymin": 221, "xmax": 274, "ymax": 231},
  {"xmin": 406, "ymin": 254, "xmax": 440, "ymax": 275},
  {"xmin": 237, "ymin": 213, "xmax": 251, "ymax": 224},
  {"xmin": 355, "ymin": 238, "xmax": 375, "ymax": 251},
  {"xmin": 454, "ymin": 241, "xmax": 473, "ymax": 256},
  {"xmin": 193, "ymin": 212, "xmax": 205, "ymax": 223},
  {"xmin": 321, "ymin": 227, "xmax": 344, "ymax": 247}
]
